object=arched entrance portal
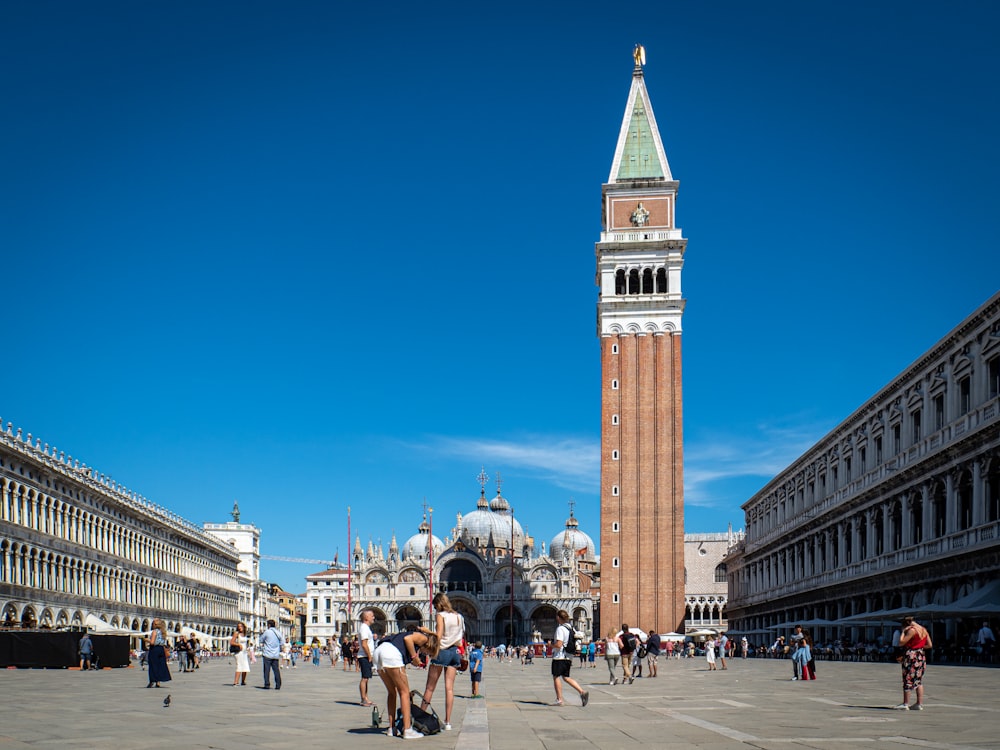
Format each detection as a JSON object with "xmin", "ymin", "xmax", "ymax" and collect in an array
[
  {"xmin": 531, "ymin": 605, "xmax": 559, "ymax": 642},
  {"xmin": 366, "ymin": 607, "xmax": 389, "ymax": 637},
  {"xmin": 449, "ymin": 597, "xmax": 479, "ymax": 642},
  {"xmin": 395, "ymin": 606, "xmax": 423, "ymax": 632},
  {"xmin": 494, "ymin": 605, "xmax": 523, "ymax": 645}
]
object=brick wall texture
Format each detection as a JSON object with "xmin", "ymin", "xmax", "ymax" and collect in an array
[{"xmin": 600, "ymin": 331, "xmax": 685, "ymax": 633}]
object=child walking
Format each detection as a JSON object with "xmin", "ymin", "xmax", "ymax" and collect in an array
[{"xmin": 470, "ymin": 641, "xmax": 484, "ymax": 698}]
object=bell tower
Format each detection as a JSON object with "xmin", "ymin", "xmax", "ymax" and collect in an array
[{"xmin": 597, "ymin": 47, "xmax": 686, "ymax": 633}]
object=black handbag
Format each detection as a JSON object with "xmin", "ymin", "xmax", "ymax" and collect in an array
[{"xmin": 230, "ymin": 644, "xmax": 242, "ymax": 654}]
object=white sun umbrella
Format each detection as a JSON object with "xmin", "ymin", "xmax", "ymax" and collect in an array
[
  {"xmin": 615, "ymin": 627, "xmax": 648, "ymax": 641},
  {"xmin": 658, "ymin": 632, "xmax": 686, "ymax": 642}
]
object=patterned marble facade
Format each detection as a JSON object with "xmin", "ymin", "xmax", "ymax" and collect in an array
[
  {"xmin": 0, "ymin": 421, "xmax": 242, "ymax": 642},
  {"xmin": 684, "ymin": 532, "xmax": 742, "ymax": 633},
  {"xmin": 314, "ymin": 481, "xmax": 598, "ymax": 644},
  {"xmin": 726, "ymin": 292, "xmax": 1000, "ymax": 643}
]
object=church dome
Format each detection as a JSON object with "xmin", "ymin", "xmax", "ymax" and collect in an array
[
  {"xmin": 461, "ymin": 490, "xmax": 525, "ymax": 551},
  {"xmin": 549, "ymin": 512, "xmax": 596, "ymax": 560},
  {"xmin": 401, "ymin": 517, "xmax": 445, "ymax": 560}
]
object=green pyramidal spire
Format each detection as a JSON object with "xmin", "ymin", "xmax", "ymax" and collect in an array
[{"xmin": 609, "ymin": 58, "xmax": 672, "ymax": 183}]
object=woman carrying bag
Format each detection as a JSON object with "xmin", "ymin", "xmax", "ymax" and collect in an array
[
  {"xmin": 420, "ymin": 593, "xmax": 465, "ymax": 731},
  {"xmin": 230, "ymin": 622, "xmax": 250, "ymax": 686}
]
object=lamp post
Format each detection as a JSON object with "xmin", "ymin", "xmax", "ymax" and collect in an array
[
  {"xmin": 509, "ymin": 505, "xmax": 515, "ymax": 644},
  {"xmin": 347, "ymin": 506, "xmax": 352, "ymax": 636},
  {"xmin": 428, "ymin": 506, "xmax": 435, "ymax": 629}
]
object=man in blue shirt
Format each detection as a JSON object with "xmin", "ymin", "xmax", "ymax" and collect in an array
[
  {"xmin": 78, "ymin": 633, "xmax": 93, "ymax": 670},
  {"xmin": 259, "ymin": 620, "xmax": 285, "ymax": 690}
]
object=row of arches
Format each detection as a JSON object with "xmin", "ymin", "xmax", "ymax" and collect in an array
[
  {"xmin": 614, "ymin": 267, "xmax": 668, "ymax": 295},
  {"xmin": 0, "ymin": 601, "xmax": 232, "ymax": 642},
  {"xmin": 0, "ymin": 476, "xmax": 237, "ymax": 590},
  {"xmin": 0, "ymin": 538, "xmax": 238, "ymax": 621},
  {"xmin": 737, "ymin": 456, "xmax": 1000, "ymax": 598}
]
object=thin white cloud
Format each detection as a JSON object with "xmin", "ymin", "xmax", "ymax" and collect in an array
[
  {"xmin": 684, "ymin": 418, "xmax": 832, "ymax": 508},
  {"xmin": 395, "ymin": 416, "xmax": 831, "ymax": 511},
  {"xmin": 400, "ymin": 434, "xmax": 599, "ymax": 493}
]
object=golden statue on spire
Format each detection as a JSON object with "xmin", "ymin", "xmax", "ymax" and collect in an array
[{"xmin": 633, "ymin": 44, "xmax": 646, "ymax": 67}]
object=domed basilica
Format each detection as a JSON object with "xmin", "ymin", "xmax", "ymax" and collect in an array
[{"xmin": 347, "ymin": 475, "xmax": 597, "ymax": 644}]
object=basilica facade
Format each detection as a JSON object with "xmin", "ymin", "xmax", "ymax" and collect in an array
[{"xmin": 306, "ymin": 481, "xmax": 598, "ymax": 644}]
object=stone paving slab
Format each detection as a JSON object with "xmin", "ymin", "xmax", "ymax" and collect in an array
[{"xmin": 0, "ymin": 655, "xmax": 998, "ymax": 748}]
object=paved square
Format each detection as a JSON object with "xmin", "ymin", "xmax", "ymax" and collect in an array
[{"xmin": 1, "ymin": 655, "xmax": 997, "ymax": 748}]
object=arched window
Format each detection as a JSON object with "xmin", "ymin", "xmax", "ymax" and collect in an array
[
  {"xmin": 714, "ymin": 564, "xmax": 727, "ymax": 583},
  {"xmin": 628, "ymin": 269, "xmax": 640, "ymax": 295},
  {"xmin": 642, "ymin": 268, "xmax": 654, "ymax": 293},
  {"xmin": 615, "ymin": 269, "xmax": 626, "ymax": 295},
  {"xmin": 656, "ymin": 268, "xmax": 667, "ymax": 293}
]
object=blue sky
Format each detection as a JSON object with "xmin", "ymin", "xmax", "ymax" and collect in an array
[{"xmin": 2, "ymin": 1, "xmax": 998, "ymax": 590}]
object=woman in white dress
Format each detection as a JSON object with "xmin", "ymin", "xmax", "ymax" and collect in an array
[
  {"xmin": 705, "ymin": 637, "xmax": 718, "ymax": 671},
  {"xmin": 230, "ymin": 621, "xmax": 250, "ymax": 686}
]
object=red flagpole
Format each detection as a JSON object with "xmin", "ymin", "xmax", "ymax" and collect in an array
[
  {"xmin": 428, "ymin": 506, "xmax": 434, "ymax": 629},
  {"xmin": 347, "ymin": 506, "xmax": 352, "ymax": 636}
]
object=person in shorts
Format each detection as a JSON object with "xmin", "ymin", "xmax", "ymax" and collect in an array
[
  {"xmin": 470, "ymin": 641, "xmax": 484, "ymax": 698},
  {"xmin": 373, "ymin": 629, "xmax": 440, "ymax": 739},
  {"xmin": 645, "ymin": 628, "xmax": 661, "ymax": 677},
  {"xmin": 551, "ymin": 610, "xmax": 589, "ymax": 707},
  {"xmin": 358, "ymin": 609, "xmax": 376, "ymax": 706},
  {"xmin": 421, "ymin": 593, "xmax": 465, "ymax": 731}
]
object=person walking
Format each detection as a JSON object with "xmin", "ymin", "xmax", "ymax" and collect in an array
[
  {"xmin": 230, "ymin": 621, "xmax": 250, "ymax": 686},
  {"xmin": 894, "ymin": 616, "xmax": 932, "ymax": 710},
  {"xmin": 617, "ymin": 624, "xmax": 636, "ymax": 684},
  {"xmin": 645, "ymin": 628, "xmax": 661, "ymax": 677},
  {"xmin": 145, "ymin": 618, "xmax": 172, "ymax": 688},
  {"xmin": 78, "ymin": 632, "xmax": 94, "ymax": 671},
  {"xmin": 705, "ymin": 637, "xmax": 718, "ymax": 671},
  {"xmin": 186, "ymin": 633, "xmax": 200, "ymax": 672},
  {"xmin": 793, "ymin": 636, "xmax": 814, "ymax": 680},
  {"xmin": 790, "ymin": 625, "xmax": 805, "ymax": 680},
  {"xmin": 357, "ymin": 609, "xmax": 376, "ymax": 707},
  {"xmin": 977, "ymin": 621, "xmax": 996, "ymax": 659},
  {"xmin": 373, "ymin": 628, "xmax": 440, "ymax": 739},
  {"xmin": 175, "ymin": 635, "xmax": 188, "ymax": 674},
  {"xmin": 260, "ymin": 619, "xmax": 285, "ymax": 690},
  {"xmin": 550, "ymin": 610, "xmax": 588, "ymax": 707},
  {"xmin": 603, "ymin": 631, "xmax": 621, "ymax": 685},
  {"xmin": 717, "ymin": 632, "xmax": 729, "ymax": 670},
  {"xmin": 587, "ymin": 639, "xmax": 597, "ymax": 668},
  {"xmin": 328, "ymin": 636, "xmax": 341, "ymax": 668},
  {"xmin": 421, "ymin": 593, "xmax": 465, "ymax": 731}
]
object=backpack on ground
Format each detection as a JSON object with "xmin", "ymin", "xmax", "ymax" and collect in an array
[{"xmin": 402, "ymin": 690, "xmax": 441, "ymax": 736}]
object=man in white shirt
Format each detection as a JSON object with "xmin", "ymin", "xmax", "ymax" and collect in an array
[
  {"xmin": 550, "ymin": 609, "xmax": 588, "ymax": 708},
  {"xmin": 358, "ymin": 609, "xmax": 376, "ymax": 707}
]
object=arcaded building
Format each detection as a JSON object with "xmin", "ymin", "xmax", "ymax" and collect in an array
[
  {"xmin": 598, "ymin": 48, "xmax": 686, "ymax": 634},
  {"xmin": 0, "ymin": 421, "xmax": 241, "ymax": 642},
  {"xmin": 726, "ymin": 291, "xmax": 1000, "ymax": 642}
]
